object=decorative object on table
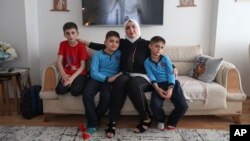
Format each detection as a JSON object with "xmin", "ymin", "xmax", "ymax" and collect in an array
[
  {"xmin": 51, "ymin": 0, "xmax": 69, "ymax": 12},
  {"xmin": 0, "ymin": 41, "xmax": 17, "ymax": 64},
  {"xmin": 177, "ymin": 0, "xmax": 197, "ymax": 7}
]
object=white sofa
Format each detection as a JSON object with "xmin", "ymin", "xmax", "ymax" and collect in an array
[{"xmin": 40, "ymin": 45, "xmax": 246, "ymax": 123}]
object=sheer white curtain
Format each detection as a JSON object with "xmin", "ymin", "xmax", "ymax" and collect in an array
[
  {"xmin": 97, "ymin": 0, "xmax": 141, "ymax": 25},
  {"xmin": 97, "ymin": 0, "xmax": 120, "ymax": 24},
  {"xmin": 122, "ymin": 0, "xmax": 141, "ymax": 23}
]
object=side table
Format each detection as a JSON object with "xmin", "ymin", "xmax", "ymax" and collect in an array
[
  {"xmin": 0, "ymin": 68, "xmax": 31, "ymax": 115},
  {"xmin": 0, "ymin": 77, "xmax": 12, "ymax": 115}
]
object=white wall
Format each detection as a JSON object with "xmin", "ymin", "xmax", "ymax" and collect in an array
[
  {"xmin": 0, "ymin": 0, "xmax": 28, "ymax": 69},
  {"xmin": 0, "ymin": 0, "xmax": 41, "ymax": 85},
  {"xmin": 24, "ymin": 0, "xmax": 40, "ymax": 85},
  {"xmin": 214, "ymin": 0, "xmax": 250, "ymax": 96}
]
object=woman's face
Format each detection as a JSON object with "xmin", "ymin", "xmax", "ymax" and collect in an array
[{"xmin": 125, "ymin": 21, "xmax": 139, "ymax": 38}]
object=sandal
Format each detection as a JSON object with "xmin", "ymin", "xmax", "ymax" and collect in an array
[
  {"xmin": 105, "ymin": 122, "xmax": 116, "ymax": 138},
  {"xmin": 134, "ymin": 119, "xmax": 152, "ymax": 133}
]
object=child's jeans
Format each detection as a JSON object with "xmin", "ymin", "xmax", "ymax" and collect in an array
[
  {"xmin": 82, "ymin": 78, "xmax": 111, "ymax": 128},
  {"xmin": 150, "ymin": 80, "xmax": 188, "ymax": 126}
]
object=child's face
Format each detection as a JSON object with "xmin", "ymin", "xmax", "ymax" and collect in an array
[
  {"xmin": 149, "ymin": 41, "xmax": 165, "ymax": 56},
  {"xmin": 104, "ymin": 36, "xmax": 120, "ymax": 52},
  {"xmin": 64, "ymin": 28, "xmax": 79, "ymax": 43}
]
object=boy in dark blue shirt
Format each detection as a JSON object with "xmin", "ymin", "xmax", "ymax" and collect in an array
[
  {"xmin": 81, "ymin": 31, "xmax": 122, "ymax": 139},
  {"xmin": 144, "ymin": 36, "xmax": 188, "ymax": 131}
]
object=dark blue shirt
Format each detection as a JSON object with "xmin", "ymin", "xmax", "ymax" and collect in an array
[
  {"xmin": 144, "ymin": 55, "xmax": 175, "ymax": 85},
  {"xmin": 91, "ymin": 50, "xmax": 121, "ymax": 82}
]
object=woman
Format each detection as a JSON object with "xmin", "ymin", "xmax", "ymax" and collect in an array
[{"xmin": 82, "ymin": 18, "xmax": 186, "ymax": 138}]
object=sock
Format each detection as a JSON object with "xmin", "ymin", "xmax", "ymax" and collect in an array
[{"xmin": 157, "ymin": 122, "xmax": 165, "ymax": 131}]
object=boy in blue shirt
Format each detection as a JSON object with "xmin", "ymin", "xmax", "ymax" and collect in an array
[
  {"xmin": 144, "ymin": 36, "xmax": 188, "ymax": 131},
  {"xmin": 81, "ymin": 31, "xmax": 122, "ymax": 139}
]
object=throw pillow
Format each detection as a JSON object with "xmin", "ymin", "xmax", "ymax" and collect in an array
[{"xmin": 189, "ymin": 55, "xmax": 223, "ymax": 83}]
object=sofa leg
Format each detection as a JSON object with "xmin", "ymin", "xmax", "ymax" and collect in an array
[{"xmin": 232, "ymin": 116, "xmax": 241, "ymax": 124}]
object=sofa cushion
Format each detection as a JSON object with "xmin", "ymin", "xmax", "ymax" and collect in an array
[
  {"xmin": 163, "ymin": 45, "xmax": 201, "ymax": 62},
  {"xmin": 143, "ymin": 76, "xmax": 227, "ymax": 110},
  {"xmin": 189, "ymin": 55, "xmax": 223, "ymax": 83},
  {"xmin": 178, "ymin": 76, "xmax": 208, "ymax": 101},
  {"xmin": 163, "ymin": 45, "xmax": 201, "ymax": 75},
  {"xmin": 57, "ymin": 76, "xmax": 227, "ymax": 112},
  {"xmin": 40, "ymin": 91, "xmax": 59, "ymax": 100},
  {"xmin": 179, "ymin": 76, "xmax": 227, "ymax": 109},
  {"xmin": 59, "ymin": 94, "xmax": 84, "ymax": 111},
  {"xmin": 173, "ymin": 62, "xmax": 194, "ymax": 75}
]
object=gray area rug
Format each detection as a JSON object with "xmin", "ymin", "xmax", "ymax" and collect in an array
[{"xmin": 0, "ymin": 125, "xmax": 229, "ymax": 141}]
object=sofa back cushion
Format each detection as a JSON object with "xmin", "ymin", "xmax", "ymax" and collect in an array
[
  {"xmin": 163, "ymin": 45, "xmax": 202, "ymax": 75},
  {"xmin": 86, "ymin": 45, "xmax": 202, "ymax": 76}
]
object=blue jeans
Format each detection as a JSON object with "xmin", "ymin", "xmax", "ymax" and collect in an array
[
  {"xmin": 150, "ymin": 80, "xmax": 188, "ymax": 126},
  {"xmin": 82, "ymin": 79, "xmax": 111, "ymax": 128}
]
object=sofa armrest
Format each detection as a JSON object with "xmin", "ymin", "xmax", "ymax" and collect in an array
[
  {"xmin": 40, "ymin": 62, "xmax": 59, "ymax": 100},
  {"xmin": 215, "ymin": 61, "xmax": 246, "ymax": 101}
]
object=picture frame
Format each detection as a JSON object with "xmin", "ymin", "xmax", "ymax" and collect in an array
[
  {"xmin": 51, "ymin": 0, "xmax": 69, "ymax": 12},
  {"xmin": 82, "ymin": 0, "xmax": 164, "ymax": 26},
  {"xmin": 177, "ymin": 0, "xmax": 197, "ymax": 7}
]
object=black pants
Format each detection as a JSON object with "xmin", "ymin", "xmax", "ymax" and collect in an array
[
  {"xmin": 55, "ymin": 75, "xmax": 87, "ymax": 96},
  {"xmin": 109, "ymin": 74, "xmax": 152, "ymax": 122},
  {"xmin": 82, "ymin": 79, "xmax": 111, "ymax": 127},
  {"xmin": 109, "ymin": 74, "xmax": 130, "ymax": 122},
  {"xmin": 150, "ymin": 80, "xmax": 188, "ymax": 127}
]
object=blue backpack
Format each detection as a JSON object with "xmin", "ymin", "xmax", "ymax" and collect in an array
[{"xmin": 20, "ymin": 85, "xmax": 43, "ymax": 119}]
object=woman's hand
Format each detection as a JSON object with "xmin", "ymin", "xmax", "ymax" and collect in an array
[
  {"xmin": 78, "ymin": 38, "xmax": 90, "ymax": 46},
  {"xmin": 108, "ymin": 72, "xmax": 123, "ymax": 82}
]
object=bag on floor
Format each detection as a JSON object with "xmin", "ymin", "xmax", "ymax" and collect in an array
[{"xmin": 20, "ymin": 85, "xmax": 43, "ymax": 119}]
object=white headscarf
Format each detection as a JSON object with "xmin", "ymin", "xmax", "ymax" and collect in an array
[{"xmin": 123, "ymin": 18, "xmax": 141, "ymax": 43}]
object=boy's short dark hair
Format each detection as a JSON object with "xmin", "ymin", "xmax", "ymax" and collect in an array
[
  {"xmin": 63, "ymin": 22, "xmax": 78, "ymax": 32},
  {"xmin": 105, "ymin": 31, "xmax": 120, "ymax": 40},
  {"xmin": 150, "ymin": 36, "xmax": 165, "ymax": 44}
]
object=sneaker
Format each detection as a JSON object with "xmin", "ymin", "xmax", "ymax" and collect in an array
[
  {"xmin": 82, "ymin": 127, "xmax": 97, "ymax": 140},
  {"xmin": 157, "ymin": 122, "xmax": 165, "ymax": 131},
  {"xmin": 166, "ymin": 125, "xmax": 176, "ymax": 131}
]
